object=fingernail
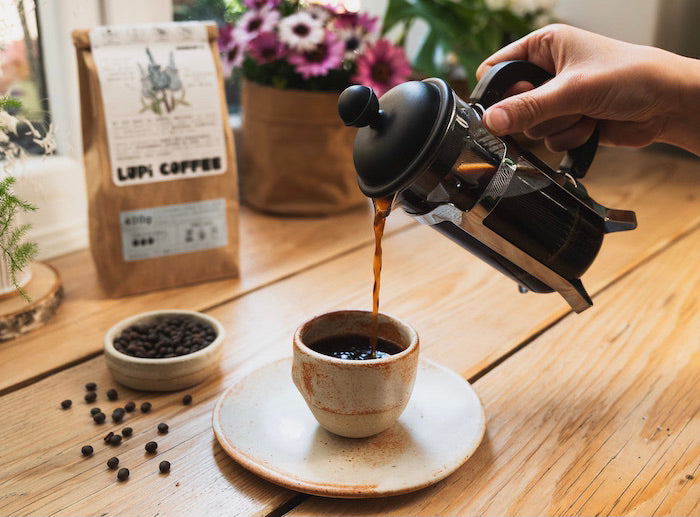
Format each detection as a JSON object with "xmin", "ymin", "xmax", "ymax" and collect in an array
[{"xmin": 484, "ymin": 107, "xmax": 510, "ymax": 134}]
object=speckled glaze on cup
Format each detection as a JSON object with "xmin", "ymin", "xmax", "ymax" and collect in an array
[{"xmin": 292, "ymin": 310, "xmax": 419, "ymax": 438}]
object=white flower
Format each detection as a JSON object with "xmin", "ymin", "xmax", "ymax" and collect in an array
[
  {"xmin": 278, "ymin": 11, "xmax": 325, "ymax": 52},
  {"xmin": 238, "ymin": 7, "xmax": 280, "ymax": 43},
  {"xmin": 336, "ymin": 26, "xmax": 367, "ymax": 61},
  {"xmin": 31, "ymin": 123, "xmax": 56, "ymax": 155},
  {"xmin": 0, "ymin": 111, "xmax": 19, "ymax": 135}
]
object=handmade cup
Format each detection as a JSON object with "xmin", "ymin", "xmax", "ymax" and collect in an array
[{"xmin": 292, "ymin": 310, "xmax": 419, "ymax": 438}]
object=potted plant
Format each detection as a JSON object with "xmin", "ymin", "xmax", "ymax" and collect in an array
[
  {"xmin": 218, "ymin": 0, "xmax": 412, "ymax": 216},
  {"xmin": 381, "ymin": 0, "xmax": 556, "ymax": 95},
  {"xmin": 0, "ymin": 96, "xmax": 49, "ymax": 301}
]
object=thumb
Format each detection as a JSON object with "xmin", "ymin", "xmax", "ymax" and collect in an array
[{"xmin": 482, "ymin": 76, "xmax": 576, "ymax": 135}]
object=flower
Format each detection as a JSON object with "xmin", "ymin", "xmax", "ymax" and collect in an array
[
  {"xmin": 237, "ymin": 7, "xmax": 280, "ymax": 44},
  {"xmin": 352, "ymin": 39, "xmax": 411, "ymax": 97},
  {"xmin": 278, "ymin": 11, "xmax": 325, "ymax": 52},
  {"xmin": 248, "ymin": 31, "xmax": 286, "ymax": 65},
  {"xmin": 218, "ymin": 1, "xmax": 409, "ymax": 92},
  {"xmin": 288, "ymin": 31, "xmax": 344, "ymax": 79}
]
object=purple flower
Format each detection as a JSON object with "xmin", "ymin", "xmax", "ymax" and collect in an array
[
  {"xmin": 218, "ymin": 23, "xmax": 235, "ymax": 52},
  {"xmin": 334, "ymin": 11, "xmax": 377, "ymax": 33},
  {"xmin": 247, "ymin": 31, "xmax": 285, "ymax": 65},
  {"xmin": 288, "ymin": 31, "xmax": 345, "ymax": 80},
  {"xmin": 352, "ymin": 39, "xmax": 411, "ymax": 97},
  {"xmin": 243, "ymin": 0, "xmax": 281, "ymax": 9},
  {"xmin": 221, "ymin": 38, "xmax": 244, "ymax": 78},
  {"xmin": 237, "ymin": 7, "xmax": 280, "ymax": 44}
]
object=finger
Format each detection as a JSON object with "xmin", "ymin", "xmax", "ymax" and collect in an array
[
  {"xmin": 544, "ymin": 116, "xmax": 597, "ymax": 152},
  {"xmin": 476, "ymin": 24, "xmax": 562, "ymax": 80},
  {"xmin": 524, "ymin": 114, "xmax": 584, "ymax": 139},
  {"xmin": 482, "ymin": 73, "xmax": 583, "ymax": 135}
]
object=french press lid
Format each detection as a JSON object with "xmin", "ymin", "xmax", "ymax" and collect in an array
[{"xmin": 337, "ymin": 79, "xmax": 454, "ymax": 198}]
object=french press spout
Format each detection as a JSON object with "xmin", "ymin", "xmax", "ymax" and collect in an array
[{"xmin": 338, "ymin": 60, "xmax": 637, "ymax": 312}]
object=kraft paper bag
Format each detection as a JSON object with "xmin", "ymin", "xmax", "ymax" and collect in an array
[{"xmin": 72, "ymin": 23, "xmax": 239, "ymax": 297}]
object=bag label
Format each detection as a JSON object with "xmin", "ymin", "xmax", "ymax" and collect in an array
[
  {"xmin": 90, "ymin": 22, "xmax": 227, "ymax": 186},
  {"xmin": 119, "ymin": 199, "xmax": 228, "ymax": 261}
]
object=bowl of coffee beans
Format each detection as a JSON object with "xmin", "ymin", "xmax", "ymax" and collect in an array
[{"xmin": 104, "ymin": 310, "xmax": 225, "ymax": 391}]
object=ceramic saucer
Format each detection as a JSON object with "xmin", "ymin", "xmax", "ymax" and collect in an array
[{"xmin": 212, "ymin": 357, "xmax": 485, "ymax": 498}]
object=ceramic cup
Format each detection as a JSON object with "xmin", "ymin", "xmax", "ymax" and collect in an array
[{"xmin": 292, "ymin": 310, "xmax": 419, "ymax": 438}]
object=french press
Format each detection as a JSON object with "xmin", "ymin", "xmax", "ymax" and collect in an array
[{"xmin": 338, "ymin": 60, "xmax": 637, "ymax": 312}]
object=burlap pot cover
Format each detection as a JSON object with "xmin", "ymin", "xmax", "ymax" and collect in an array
[{"xmin": 241, "ymin": 80, "xmax": 367, "ymax": 216}]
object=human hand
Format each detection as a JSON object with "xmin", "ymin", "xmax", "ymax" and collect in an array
[{"xmin": 476, "ymin": 24, "xmax": 700, "ymax": 155}]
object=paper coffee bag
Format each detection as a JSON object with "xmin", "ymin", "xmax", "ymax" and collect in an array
[{"xmin": 72, "ymin": 22, "xmax": 239, "ymax": 296}]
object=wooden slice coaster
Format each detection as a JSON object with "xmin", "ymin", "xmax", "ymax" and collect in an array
[{"xmin": 0, "ymin": 262, "xmax": 64, "ymax": 341}]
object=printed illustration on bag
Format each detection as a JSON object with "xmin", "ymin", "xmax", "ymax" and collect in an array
[{"xmin": 139, "ymin": 48, "xmax": 188, "ymax": 114}]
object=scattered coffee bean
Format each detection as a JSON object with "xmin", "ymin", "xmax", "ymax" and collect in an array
[
  {"xmin": 182, "ymin": 394, "xmax": 192, "ymax": 405},
  {"xmin": 104, "ymin": 431, "xmax": 114, "ymax": 444},
  {"xmin": 145, "ymin": 441, "xmax": 158, "ymax": 454},
  {"xmin": 107, "ymin": 389, "xmax": 118, "ymax": 401},
  {"xmin": 90, "ymin": 407, "xmax": 101, "ymax": 416},
  {"xmin": 84, "ymin": 391, "xmax": 97, "ymax": 403},
  {"xmin": 117, "ymin": 467, "xmax": 129, "ymax": 481},
  {"xmin": 124, "ymin": 401, "xmax": 136, "ymax": 412},
  {"xmin": 85, "ymin": 382, "xmax": 97, "ymax": 391},
  {"xmin": 109, "ymin": 434, "xmax": 122, "ymax": 446},
  {"xmin": 113, "ymin": 315, "xmax": 217, "ymax": 358},
  {"xmin": 81, "ymin": 445, "xmax": 93, "ymax": 456},
  {"xmin": 157, "ymin": 423, "xmax": 169, "ymax": 434},
  {"xmin": 112, "ymin": 411, "xmax": 124, "ymax": 423},
  {"xmin": 107, "ymin": 457, "xmax": 119, "ymax": 469},
  {"xmin": 159, "ymin": 460, "xmax": 171, "ymax": 473},
  {"xmin": 140, "ymin": 402, "xmax": 152, "ymax": 413},
  {"xmin": 93, "ymin": 412, "xmax": 106, "ymax": 424},
  {"xmin": 61, "ymin": 399, "xmax": 72, "ymax": 409},
  {"xmin": 121, "ymin": 426, "xmax": 133, "ymax": 437}
]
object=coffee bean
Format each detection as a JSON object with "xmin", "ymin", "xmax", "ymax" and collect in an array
[
  {"xmin": 117, "ymin": 467, "xmax": 129, "ymax": 481},
  {"xmin": 61, "ymin": 399, "xmax": 72, "ymax": 409},
  {"xmin": 107, "ymin": 389, "xmax": 118, "ymax": 401},
  {"xmin": 182, "ymin": 394, "xmax": 192, "ymax": 405},
  {"xmin": 85, "ymin": 382, "xmax": 97, "ymax": 391},
  {"xmin": 124, "ymin": 401, "xmax": 136, "ymax": 412},
  {"xmin": 112, "ymin": 411, "xmax": 124, "ymax": 423},
  {"xmin": 140, "ymin": 402, "xmax": 152, "ymax": 413},
  {"xmin": 157, "ymin": 423, "xmax": 169, "ymax": 434},
  {"xmin": 93, "ymin": 412, "xmax": 106, "ymax": 424},
  {"xmin": 121, "ymin": 427, "xmax": 133, "ymax": 437},
  {"xmin": 81, "ymin": 445, "xmax": 93, "ymax": 456},
  {"xmin": 159, "ymin": 460, "xmax": 171, "ymax": 473},
  {"xmin": 90, "ymin": 407, "xmax": 101, "ymax": 416},
  {"xmin": 109, "ymin": 434, "xmax": 122, "ymax": 446},
  {"xmin": 107, "ymin": 457, "xmax": 119, "ymax": 469},
  {"xmin": 104, "ymin": 431, "xmax": 114, "ymax": 443},
  {"xmin": 113, "ymin": 315, "xmax": 217, "ymax": 358},
  {"xmin": 145, "ymin": 441, "xmax": 158, "ymax": 453},
  {"xmin": 84, "ymin": 391, "xmax": 97, "ymax": 403}
]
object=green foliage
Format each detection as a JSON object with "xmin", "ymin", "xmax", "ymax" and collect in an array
[
  {"xmin": 382, "ymin": 0, "xmax": 538, "ymax": 83},
  {"xmin": 0, "ymin": 176, "xmax": 38, "ymax": 302},
  {"xmin": 0, "ymin": 96, "xmax": 22, "ymax": 113},
  {"xmin": 173, "ymin": 0, "xmax": 244, "ymax": 24}
]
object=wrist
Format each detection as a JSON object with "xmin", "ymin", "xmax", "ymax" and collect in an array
[{"xmin": 656, "ymin": 51, "xmax": 700, "ymax": 155}]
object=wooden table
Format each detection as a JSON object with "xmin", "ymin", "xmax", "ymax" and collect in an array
[{"xmin": 1, "ymin": 146, "xmax": 698, "ymax": 516}]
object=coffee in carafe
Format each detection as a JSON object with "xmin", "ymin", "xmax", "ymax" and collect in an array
[{"xmin": 339, "ymin": 60, "xmax": 637, "ymax": 312}]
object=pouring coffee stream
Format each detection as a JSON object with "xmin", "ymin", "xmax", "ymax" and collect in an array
[{"xmin": 339, "ymin": 60, "xmax": 637, "ymax": 313}]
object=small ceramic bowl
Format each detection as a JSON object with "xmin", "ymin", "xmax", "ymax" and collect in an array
[{"xmin": 104, "ymin": 309, "xmax": 225, "ymax": 391}]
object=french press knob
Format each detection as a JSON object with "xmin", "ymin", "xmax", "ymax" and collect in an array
[{"xmin": 338, "ymin": 60, "xmax": 637, "ymax": 312}]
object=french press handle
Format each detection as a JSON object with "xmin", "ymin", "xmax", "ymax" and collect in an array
[{"xmin": 469, "ymin": 60, "xmax": 598, "ymax": 179}]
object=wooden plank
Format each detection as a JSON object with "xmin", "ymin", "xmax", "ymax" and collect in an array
[
  {"xmin": 0, "ymin": 148, "xmax": 696, "ymax": 515},
  {"xmin": 288, "ymin": 231, "xmax": 700, "ymax": 516},
  {"xmin": 0, "ymin": 203, "xmax": 415, "ymax": 393}
]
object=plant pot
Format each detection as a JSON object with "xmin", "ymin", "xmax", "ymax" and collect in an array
[{"xmin": 240, "ymin": 79, "xmax": 366, "ymax": 216}]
